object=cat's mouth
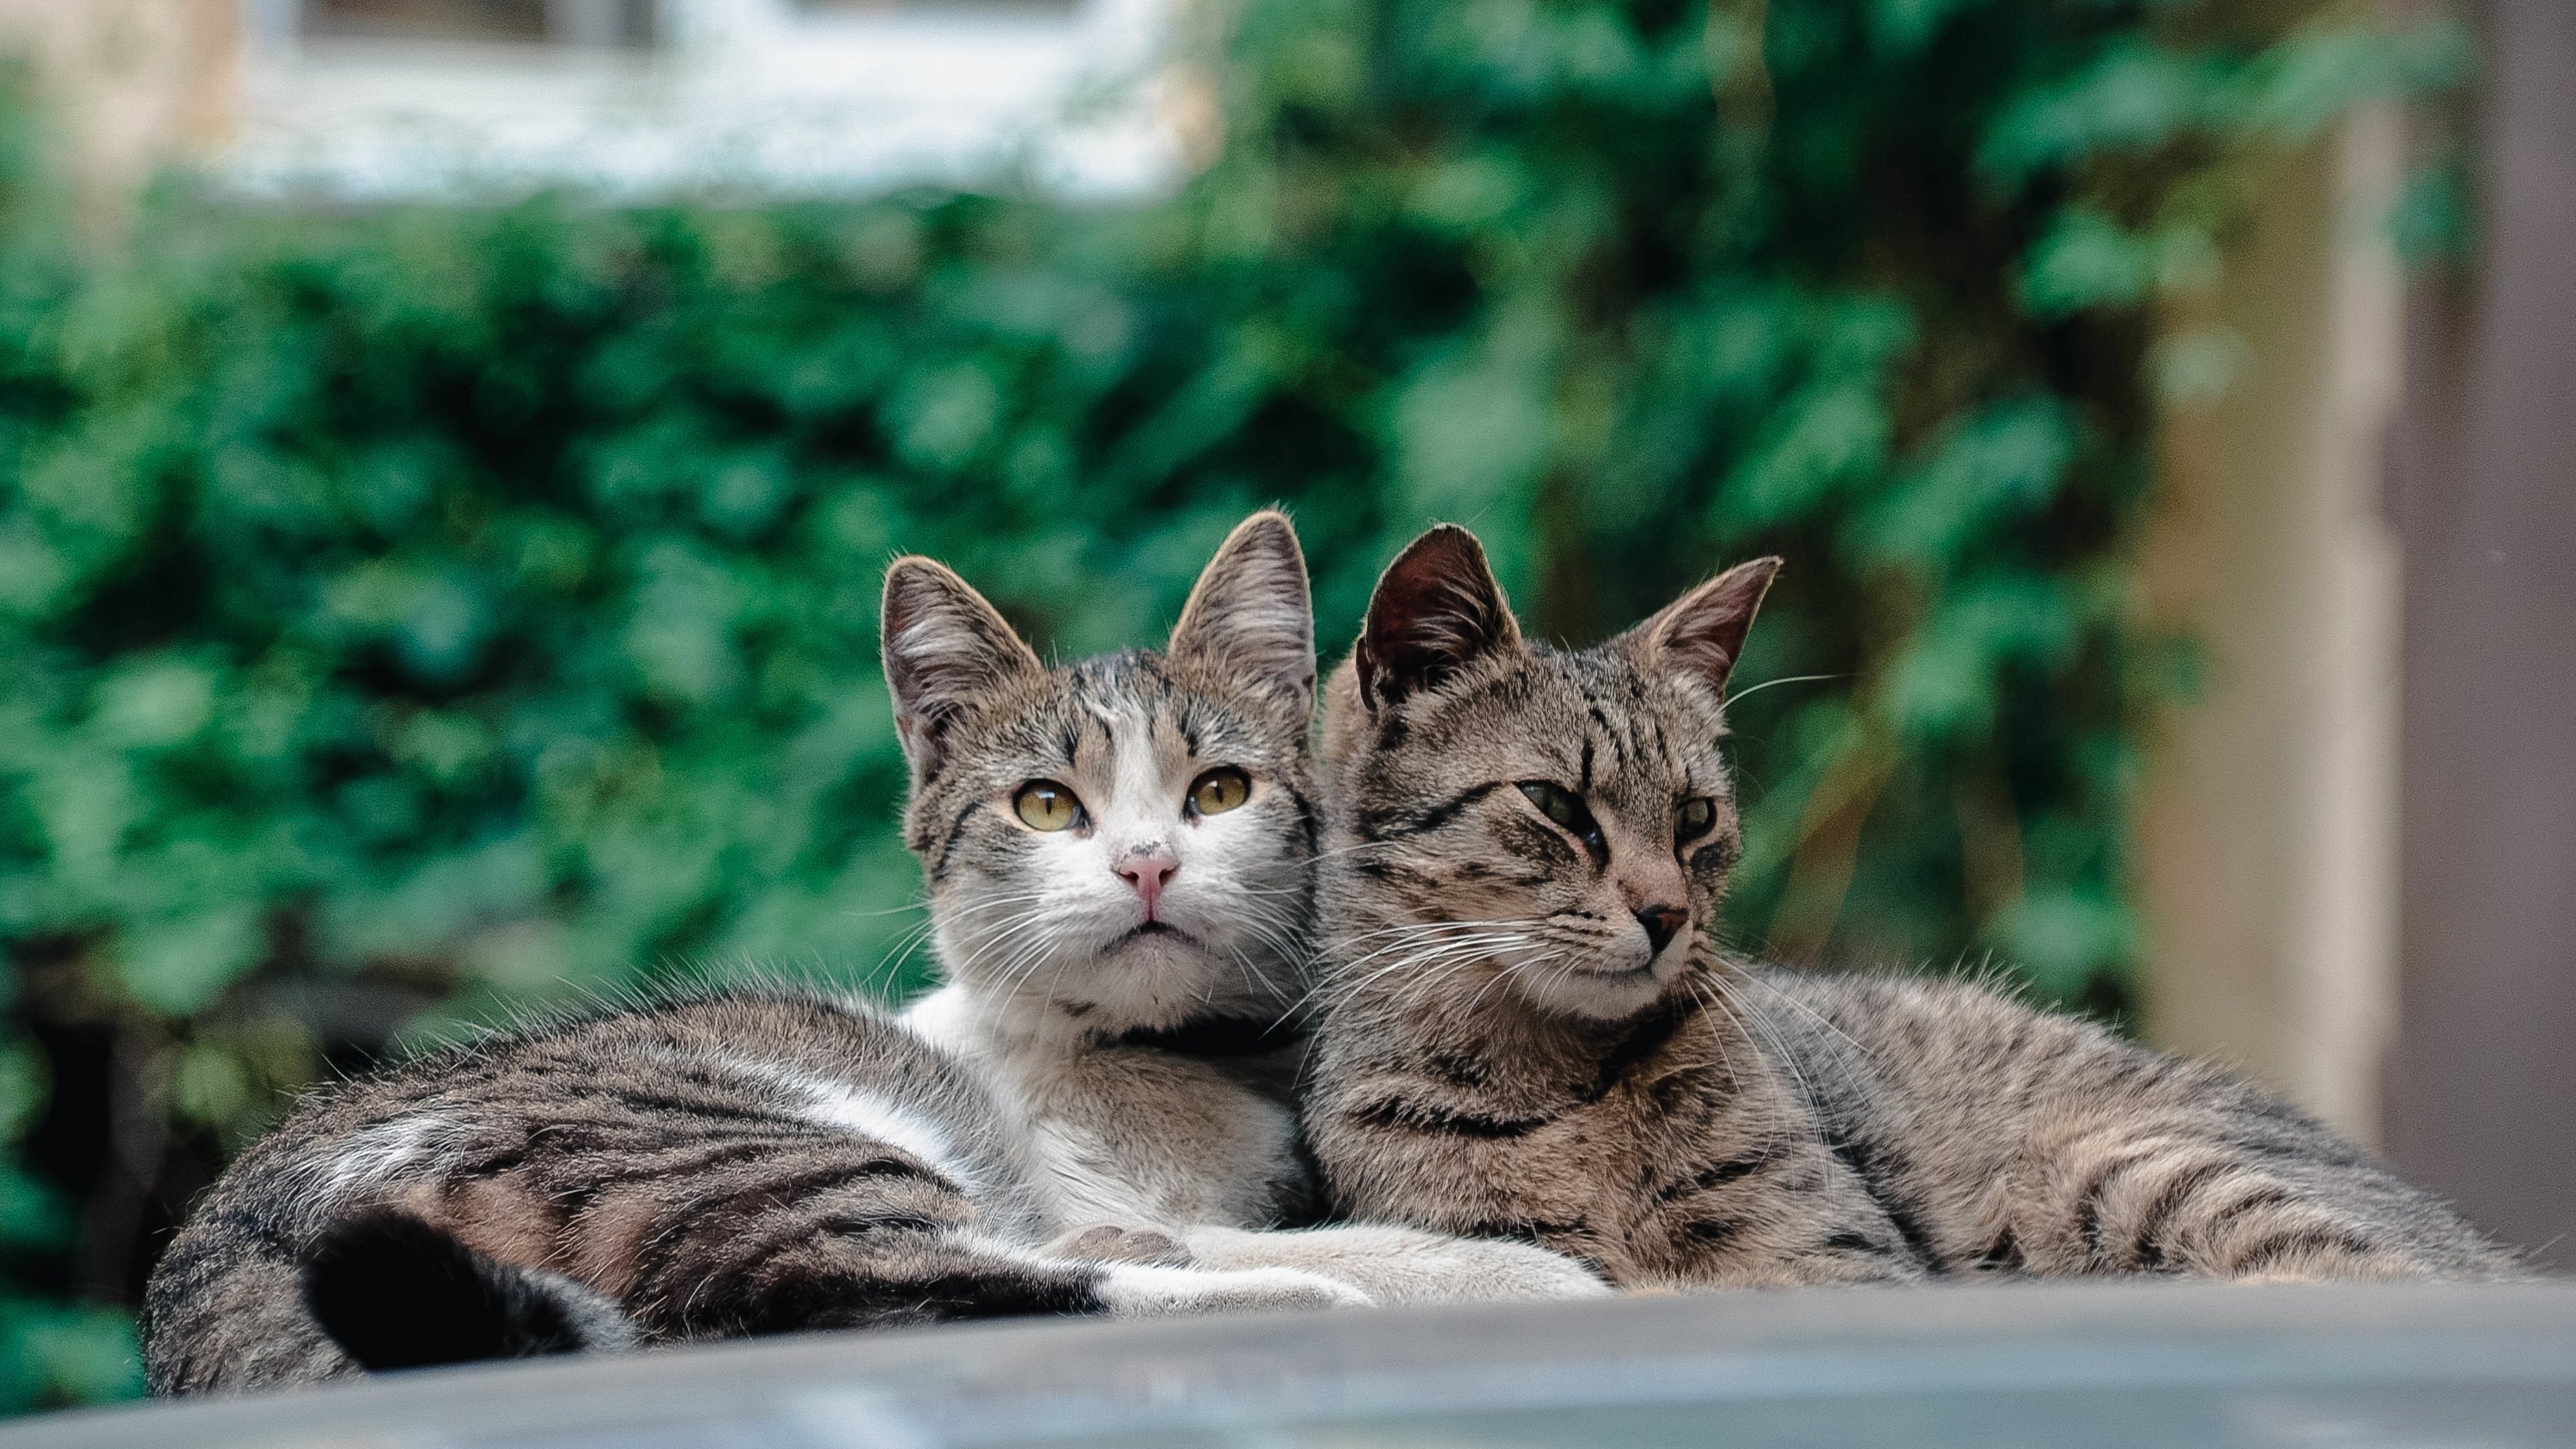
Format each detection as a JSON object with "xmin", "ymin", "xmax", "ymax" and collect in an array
[{"xmin": 1115, "ymin": 921, "xmax": 1194, "ymax": 947}]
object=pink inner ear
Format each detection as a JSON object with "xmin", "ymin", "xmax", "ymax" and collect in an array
[
  {"xmin": 1659, "ymin": 626, "xmax": 1741, "ymax": 685},
  {"xmin": 879, "ymin": 559, "xmax": 1044, "ymax": 778},
  {"xmin": 1169, "ymin": 513, "xmax": 1313, "ymax": 701}
]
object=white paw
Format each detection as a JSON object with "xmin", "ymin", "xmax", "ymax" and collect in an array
[
  {"xmin": 1450, "ymin": 1239, "xmax": 1615, "ymax": 1300},
  {"xmin": 1097, "ymin": 1263, "xmax": 1375, "ymax": 1317}
]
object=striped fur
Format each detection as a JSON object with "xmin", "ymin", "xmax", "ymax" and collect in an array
[
  {"xmin": 143, "ymin": 991, "xmax": 1364, "ymax": 1395},
  {"xmin": 1303, "ymin": 526, "xmax": 2525, "ymax": 1289}
]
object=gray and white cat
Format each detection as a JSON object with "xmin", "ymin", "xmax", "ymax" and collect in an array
[
  {"xmin": 1302, "ymin": 524, "xmax": 2525, "ymax": 1288},
  {"xmin": 139, "ymin": 514, "xmax": 1592, "ymax": 1396},
  {"xmin": 886, "ymin": 512, "xmax": 1606, "ymax": 1303}
]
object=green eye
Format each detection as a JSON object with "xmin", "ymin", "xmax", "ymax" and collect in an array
[
  {"xmin": 1190, "ymin": 767, "xmax": 1252, "ymax": 816},
  {"xmin": 1524, "ymin": 782, "xmax": 1580, "ymax": 828},
  {"xmin": 1518, "ymin": 782, "xmax": 1604, "ymax": 850},
  {"xmin": 1013, "ymin": 780, "xmax": 1082, "ymax": 831},
  {"xmin": 1676, "ymin": 797, "xmax": 1716, "ymax": 842}
]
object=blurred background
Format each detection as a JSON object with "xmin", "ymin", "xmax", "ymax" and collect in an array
[{"xmin": 0, "ymin": 0, "xmax": 2567, "ymax": 1416}]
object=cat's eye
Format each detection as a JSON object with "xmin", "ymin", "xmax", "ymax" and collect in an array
[
  {"xmin": 1675, "ymin": 797, "xmax": 1717, "ymax": 843},
  {"xmin": 1518, "ymin": 782, "xmax": 1606, "ymax": 853},
  {"xmin": 1189, "ymin": 767, "xmax": 1252, "ymax": 817},
  {"xmin": 1013, "ymin": 780, "xmax": 1083, "ymax": 831}
]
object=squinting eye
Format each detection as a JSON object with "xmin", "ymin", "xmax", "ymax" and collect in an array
[
  {"xmin": 1676, "ymin": 797, "xmax": 1716, "ymax": 842},
  {"xmin": 1518, "ymin": 782, "xmax": 1605, "ymax": 850},
  {"xmin": 1523, "ymin": 782, "xmax": 1581, "ymax": 828},
  {"xmin": 1013, "ymin": 780, "xmax": 1081, "ymax": 831},
  {"xmin": 1189, "ymin": 767, "xmax": 1252, "ymax": 816}
]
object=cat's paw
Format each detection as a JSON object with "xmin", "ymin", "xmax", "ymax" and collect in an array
[
  {"xmin": 1097, "ymin": 1263, "xmax": 1374, "ymax": 1316},
  {"xmin": 1176, "ymin": 1223, "xmax": 1611, "ymax": 1305},
  {"xmin": 1049, "ymin": 1223, "xmax": 1196, "ymax": 1269},
  {"xmin": 1440, "ymin": 1239, "xmax": 1615, "ymax": 1300}
]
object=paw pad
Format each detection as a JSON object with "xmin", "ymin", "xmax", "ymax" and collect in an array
[{"xmin": 1050, "ymin": 1223, "xmax": 1194, "ymax": 1268}]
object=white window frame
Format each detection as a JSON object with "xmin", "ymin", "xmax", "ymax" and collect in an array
[{"xmin": 222, "ymin": 0, "xmax": 1178, "ymax": 199}]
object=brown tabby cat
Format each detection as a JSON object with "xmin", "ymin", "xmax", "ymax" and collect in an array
[{"xmin": 1303, "ymin": 524, "xmax": 2524, "ymax": 1288}]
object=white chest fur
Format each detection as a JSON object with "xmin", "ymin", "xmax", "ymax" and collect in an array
[{"xmin": 902, "ymin": 984, "xmax": 1301, "ymax": 1232}]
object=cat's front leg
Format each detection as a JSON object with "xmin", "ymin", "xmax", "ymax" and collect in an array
[
  {"xmin": 1090, "ymin": 1262, "xmax": 1375, "ymax": 1315},
  {"xmin": 1048, "ymin": 1222, "xmax": 1376, "ymax": 1313},
  {"xmin": 1172, "ymin": 1223, "xmax": 1611, "ymax": 1305}
]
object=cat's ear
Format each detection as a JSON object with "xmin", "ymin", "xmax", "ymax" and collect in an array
[
  {"xmin": 881, "ymin": 557, "xmax": 1042, "ymax": 776},
  {"xmin": 1168, "ymin": 509, "xmax": 1315, "ymax": 709},
  {"xmin": 1355, "ymin": 525, "xmax": 1523, "ymax": 713},
  {"xmin": 1625, "ymin": 556, "xmax": 1782, "ymax": 698}
]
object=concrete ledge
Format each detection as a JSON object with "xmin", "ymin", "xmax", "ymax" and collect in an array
[{"xmin": 16, "ymin": 1280, "xmax": 2576, "ymax": 1448}]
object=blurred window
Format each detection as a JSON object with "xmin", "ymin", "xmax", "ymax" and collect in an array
[
  {"xmin": 300, "ymin": 0, "xmax": 657, "ymax": 46},
  {"xmin": 235, "ymin": 0, "xmax": 1146, "ymax": 198},
  {"xmin": 797, "ymin": 0, "xmax": 1076, "ymax": 10}
]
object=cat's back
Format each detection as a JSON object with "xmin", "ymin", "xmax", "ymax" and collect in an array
[
  {"xmin": 1737, "ymin": 966, "xmax": 2517, "ymax": 1279},
  {"xmin": 181, "ymin": 991, "xmax": 1018, "ymax": 1228},
  {"xmin": 1746, "ymin": 967, "xmax": 2304, "ymax": 1132},
  {"xmin": 1741, "ymin": 966, "xmax": 2306, "ymax": 1165}
]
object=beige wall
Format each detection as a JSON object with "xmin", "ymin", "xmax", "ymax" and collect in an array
[
  {"xmin": 2138, "ymin": 108, "xmax": 2409, "ymax": 1145},
  {"xmin": 0, "ymin": 0, "xmax": 236, "ymax": 222}
]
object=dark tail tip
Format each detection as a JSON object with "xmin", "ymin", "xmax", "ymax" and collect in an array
[{"xmin": 302, "ymin": 1210, "xmax": 632, "ymax": 1373}]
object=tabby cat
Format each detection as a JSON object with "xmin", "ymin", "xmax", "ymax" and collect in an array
[
  {"xmin": 1303, "ymin": 524, "xmax": 2524, "ymax": 1288},
  {"xmin": 885, "ymin": 512, "xmax": 1603, "ymax": 1302}
]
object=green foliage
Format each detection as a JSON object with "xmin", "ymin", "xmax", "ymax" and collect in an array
[{"xmin": 0, "ymin": 0, "xmax": 2457, "ymax": 1415}]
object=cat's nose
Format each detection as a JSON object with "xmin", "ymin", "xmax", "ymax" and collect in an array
[
  {"xmin": 1634, "ymin": 904, "xmax": 1687, "ymax": 955},
  {"xmin": 1115, "ymin": 851, "xmax": 1179, "ymax": 917}
]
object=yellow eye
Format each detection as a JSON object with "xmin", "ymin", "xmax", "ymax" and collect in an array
[
  {"xmin": 1013, "ymin": 780, "xmax": 1081, "ymax": 831},
  {"xmin": 1676, "ymin": 797, "xmax": 1716, "ymax": 842},
  {"xmin": 1189, "ymin": 767, "xmax": 1251, "ymax": 816}
]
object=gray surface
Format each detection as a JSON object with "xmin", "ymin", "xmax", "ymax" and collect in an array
[{"xmin": 15, "ymin": 1281, "xmax": 2576, "ymax": 1447}]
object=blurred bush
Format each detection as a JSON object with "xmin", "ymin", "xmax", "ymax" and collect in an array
[{"xmin": 0, "ymin": 0, "xmax": 2458, "ymax": 1415}]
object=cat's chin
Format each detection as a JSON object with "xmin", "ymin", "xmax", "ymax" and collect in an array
[
  {"xmin": 1035, "ymin": 934, "xmax": 1290, "ymax": 1032},
  {"xmin": 1512, "ymin": 962, "xmax": 1672, "ymax": 1023}
]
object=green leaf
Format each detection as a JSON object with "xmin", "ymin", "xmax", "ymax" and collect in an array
[{"xmin": 114, "ymin": 907, "xmax": 264, "ymax": 1017}]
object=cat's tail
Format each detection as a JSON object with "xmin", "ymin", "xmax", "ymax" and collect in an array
[
  {"xmin": 296, "ymin": 1212, "xmax": 1368, "ymax": 1377},
  {"xmin": 301, "ymin": 1210, "xmax": 640, "ymax": 1373}
]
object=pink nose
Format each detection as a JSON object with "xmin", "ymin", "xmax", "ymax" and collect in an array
[{"xmin": 1115, "ymin": 855, "xmax": 1178, "ymax": 917}]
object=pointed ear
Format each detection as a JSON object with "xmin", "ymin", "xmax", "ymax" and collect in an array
[
  {"xmin": 881, "ymin": 557, "xmax": 1042, "ymax": 776},
  {"xmin": 1626, "ymin": 557, "xmax": 1782, "ymax": 698},
  {"xmin": 1168, "ymin": 509, "xmax": 1315, "ymax": 709},
  {"xmin": 1355, "ymin": 525, "xmax": 1522, "ymax": 713}
]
